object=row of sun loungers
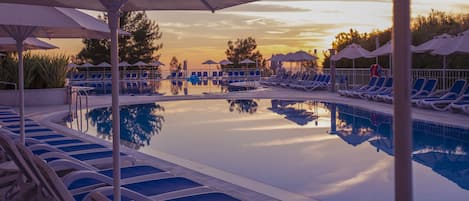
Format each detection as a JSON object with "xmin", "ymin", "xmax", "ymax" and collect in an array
[
  {"xmin": 260, "ymin": 71, "xmax": 331, "ymax": 91},
  {"xmin": 339, "ymin": 76, "xmax": 469, "ymax": 114},
  {"xmin": 0, "ymin": 107, "xmax": 242, "ymax": 201},
  {"xmin": 186, "ymin": 71, "xmax": 261, "ymax": 79},
  {"xmin": 71, "ymin": 72, "xmax": 150, "ymax": 82}
]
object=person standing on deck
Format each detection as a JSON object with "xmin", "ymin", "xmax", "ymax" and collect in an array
[{"xmin": 370, "ymin": 64, "xmax": 383, "ymax": 77}]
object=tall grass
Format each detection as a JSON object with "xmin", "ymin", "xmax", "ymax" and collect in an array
[{"xmin": 0, "ymin": 53, "xmax": 69, "ymax": 89}]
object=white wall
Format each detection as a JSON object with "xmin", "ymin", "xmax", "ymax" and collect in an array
[{"xmin": 0, "ymin": 88, "xmax": 67, "ymax": 106}]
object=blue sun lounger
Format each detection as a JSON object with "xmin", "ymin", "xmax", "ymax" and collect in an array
[
  {"xmin": 360, "ymin": 77, "xmax": 393, "ymax": 99},
  {"xmin": 419, "ymin": 82, "xmax": 468, "ymax": 111},
  {"xmin": 339, "ymin": 76, "xmax": 378, "ymax": 97},
  {"xmin": 413, "ymin": 79, "xmax": 466, "ymax": 105},
  {"xmin": 349, "ymin": 77, "xmax": 386, "ymax": 98}
]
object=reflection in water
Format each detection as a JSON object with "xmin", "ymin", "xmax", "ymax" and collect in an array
[
  {"xmin": 86, "ymin": 103, "xmax": 165, "ymax": 149},
  {"xmin": 227, "ymin": 99, "xmax": 259, "ymax": 114},
  {"xmin": 329, "ymin": 103, "xmax": 469, "ymax": 190},
  {"xmin": 269, "ymin": 100, "xmax": 319, "ymax": 126}
]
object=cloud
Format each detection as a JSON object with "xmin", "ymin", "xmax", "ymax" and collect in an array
[{"xmin": 222, "ymin": 3, "xmax": 310, "ymax": 12}]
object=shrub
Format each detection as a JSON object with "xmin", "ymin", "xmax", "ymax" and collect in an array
[{"xmin": 0, "ymin": 53, "xmax": 69, "ymax": 89}]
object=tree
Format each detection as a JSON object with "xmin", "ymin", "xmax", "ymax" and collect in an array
[
  {"xmin": 225, "ymin": 37, "xmax": 263, "ymax": 68},
  {"xmin": 77, "ymin": 11, "xmax": 163, "ymax": 65}
]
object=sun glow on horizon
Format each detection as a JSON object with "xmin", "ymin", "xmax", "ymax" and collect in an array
[{"xmin": 34, "ymin": 0, "xmax": 468, "ymax": 67}]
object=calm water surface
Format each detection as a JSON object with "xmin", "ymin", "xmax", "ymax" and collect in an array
[{"xmin": 68, "ymin": 99, "xmax": 469, "ymax": 201}]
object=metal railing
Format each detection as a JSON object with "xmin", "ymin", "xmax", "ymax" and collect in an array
[
  {"xmin": 324, "ymin": 68, "xmax": 469, "ymax": 89},
  {"xmin": 68, "ymin": 86, "xmax": 91, "ymax": 133},
  {"xmin": 0, "ymin": 81, "xmax": 17, "ymax": 90}
]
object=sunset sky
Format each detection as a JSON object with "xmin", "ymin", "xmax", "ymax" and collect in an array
[{"xmin": 39, "ymin": 0, "xmax": 468, "ymax": 67}]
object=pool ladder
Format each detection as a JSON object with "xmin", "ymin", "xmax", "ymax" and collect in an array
[{"xmin": 68, "ymin": 86, "xmax": 90, "ymax": 133}]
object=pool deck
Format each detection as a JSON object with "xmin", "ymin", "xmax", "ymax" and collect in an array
[{"xmin": 10, "ymin": 83, "xmax": 469, "ymax": 201}]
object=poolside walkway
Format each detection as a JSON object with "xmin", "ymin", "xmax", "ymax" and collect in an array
[{"xmin": 9, "ymin": 83, "xmax": 469, "ymax": 201}]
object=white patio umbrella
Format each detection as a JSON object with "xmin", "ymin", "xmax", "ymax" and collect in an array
[
  {"xmin": 0, "ymin": 37, "xmax": 57, "ymax": 50},
  {"xmin": 149, "ymin": 61, "xmax": 165, "ymax": 66},
  {"xmin": 80, "ymin": 62, "xmax": 95, "ymax": 68},
  {"xmin": 291, "ymin": 50, "xmax": 317, "ymax": 62},
  {"xmin": 202, "ymin": 59, "xmax": 217, "ymax": 79},
  {"xmin": 239, "ymin": 58, "xmax": 255, "ymax": 64},
  {"xmin": 13, "ymin": 0, "xmax": 260, "ymax": 196},
  {"xmin": 133, "ymin": 61, "xmax": 149, "ymax": 79},
  {"xmin": 96, "ymin": 62, "xmax": 111, "ymax": 78},
  {"xmin": 80, "ymin": 62, "xmax": 95, "ymax": 79},
  {"xmin": 415, "ymin": 33, "xmax": 455, "ymax": 89},
  {"xmin": 133, "ymin": 61, "xmax": 148, "ymax": 67},
  {"xmin": 369, "ymin": 41, "xmax": 416, "ymax": 74},
  {"xmin": 219, "ymin": 59, "xmax": 233, "ymax": 65},
  {"xmin": 118, "ymin": 61, "xmax": 132, "ymax": 67},
  {"xmin": 332, "ymin": 43, "xmax": 372, "ymax": 85},
  {"xmin": 67, "ymin": 63, "xmax": 79, "ymax": 68},
  {"xmin": 431, "ymin": 29, "xmax": 469, "ymax": 55},
  {"xmin": 0, "ymin": 3, "xmax": 113, "ymax": 145},
  {"xmin": 148, "ymin": 61, "xmax": 164, "ymax": 81},
  {"xmin": 289, "ymin": 51, "xmax": 317, "ymax": 72}
]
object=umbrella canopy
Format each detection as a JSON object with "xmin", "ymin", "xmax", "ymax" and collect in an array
[
  {"xmin": 67, "ymin": 63, "xmax": 79, "ymax": 68},
  {"xmin": 219, "ymin": 59, "xmax": 233, "ymax": 65},
  {"xmin": 414, "ymin": 33, "xmax": 454, "ymax": 53},
  {"xmin": 290, "ymin": 50, "xmax": 317, "ymax": 62},
  {"xmin": 1, "ymin": 1, "xmax": 258, "ymax": 200},
  {"xmin": 3, "ymin": 0, "xmax": 258, "ymax": 12},
  {"xmin": 0, "ymin": 3, "xmax": 114, "ymax": 146},
  {"xmin": 118, "ymin": 61, "xmax": 132, "ymax": 67},
  {"xmin": 133, "ymin": 61, "xmax": 149, "ymax": 66},
  {"xmin": 0, "ymin": 4, "xmax": 115, "ymax": 39},
  {"xmin": 239, "ymin": 58, "xmax": 255, "ymax": 64},
  {"xmin": 149, "ymin": 61, "xmax": 165, "ymax": 66},
  {"xmin": 202, "ymin": 59, "xmax": 218, "ymax": 65},
  {"xmin": 0, "ymin": 37, "xmax": 57, "ymax": 51},
  {"xmin": 332, "ymin": 43, "xmax": 372, "ymax": 61},
  {"xmin": 96, "ymin": 62, "xmax": 111, "ymax": 67},
  {"xmin": 283, "ymin": 52, "xmax": 297, "ymax": 62},
  {"xmin": 80, "ymin": 62, "xmax": 95, "ymax": 68},
  {"xmin": 269, "ymin": 54, "xmax": 286, "ymax": 61},
  {"xmin": 369, "ymin": 41, "xmax": 417, "ymax": 56},
  {"xmin": 431, "ymin": 29, "xmax": 469, "ymax": 55},
  {"xmin": 331, "ymin": 43, "xmax": 371, "ymax": 86}
]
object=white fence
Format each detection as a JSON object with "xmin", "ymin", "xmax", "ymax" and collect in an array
[{"xmin": 324, "ymin": 68, "xmax": 469, "ymax": 89}]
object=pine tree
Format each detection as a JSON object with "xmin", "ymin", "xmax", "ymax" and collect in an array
[
  {"xmin": 225, "ymin": 37, "xmax": 263, "ymax": 68},
  {"xmin": 77, "ymin": 11, "xmax": 163, "ymax": 65}
]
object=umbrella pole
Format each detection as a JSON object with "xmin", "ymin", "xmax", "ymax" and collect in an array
[
  {"xmin": 108, "ymin": 7, "xmax": 121, "ymax": 201},
  {"xmin": 352, "ymin": 59, "xmax": 355, "ymax": 86},
  {"xmin": 16, "ymin": 40, "xmax": 25, "ymax": 144},
  {"xmin": 393, "ymin": 0, "xmax": 413, "ymax": 200},
  {"xmin": 389, "ymin": 54, "xmax": 392, "ymax": 76},
  {"xmin": 443, "ymin": 56, "xmax": 446, "ymax": 89}
]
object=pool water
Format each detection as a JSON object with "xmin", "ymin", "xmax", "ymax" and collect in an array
[{"xmin": 68, "ymin": 99, "xmax": 469, "ymax": 201}]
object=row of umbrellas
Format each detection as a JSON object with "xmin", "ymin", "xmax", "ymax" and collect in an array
[
  {"xmin": 0, "ymin": 1, "xmax": 256, "ymax": 200},
  {"xmin": 202, "ymin": 58, "xmax": 257, "ymax": 65},
  {"xmin": 331, "ymin": 29, "xmax": 469, "ymax": 86},
  {"xmin": 332, "ymin": 29, "xmax": 469, "ymax": 63},
  {"xmin": 68, "ymin": 61, "xmax": 165, "ymax": 68},
  {"xmin": 269, "ymin": 50, "xmax": 318, "ymax": 62}
]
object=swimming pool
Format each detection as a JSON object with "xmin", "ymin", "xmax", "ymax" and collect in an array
[{"xmin": 67, "ymin": 99, "xmax": 469, "ymax": 201}]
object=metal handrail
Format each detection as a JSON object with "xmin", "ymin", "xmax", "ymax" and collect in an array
[
  {"xmin": 68, "ymin": 86, "xmax": 90, "ymax": 133},
  {"xmin": 0, "ymin": 81, "xmax": 17, "ymax": 90}
]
